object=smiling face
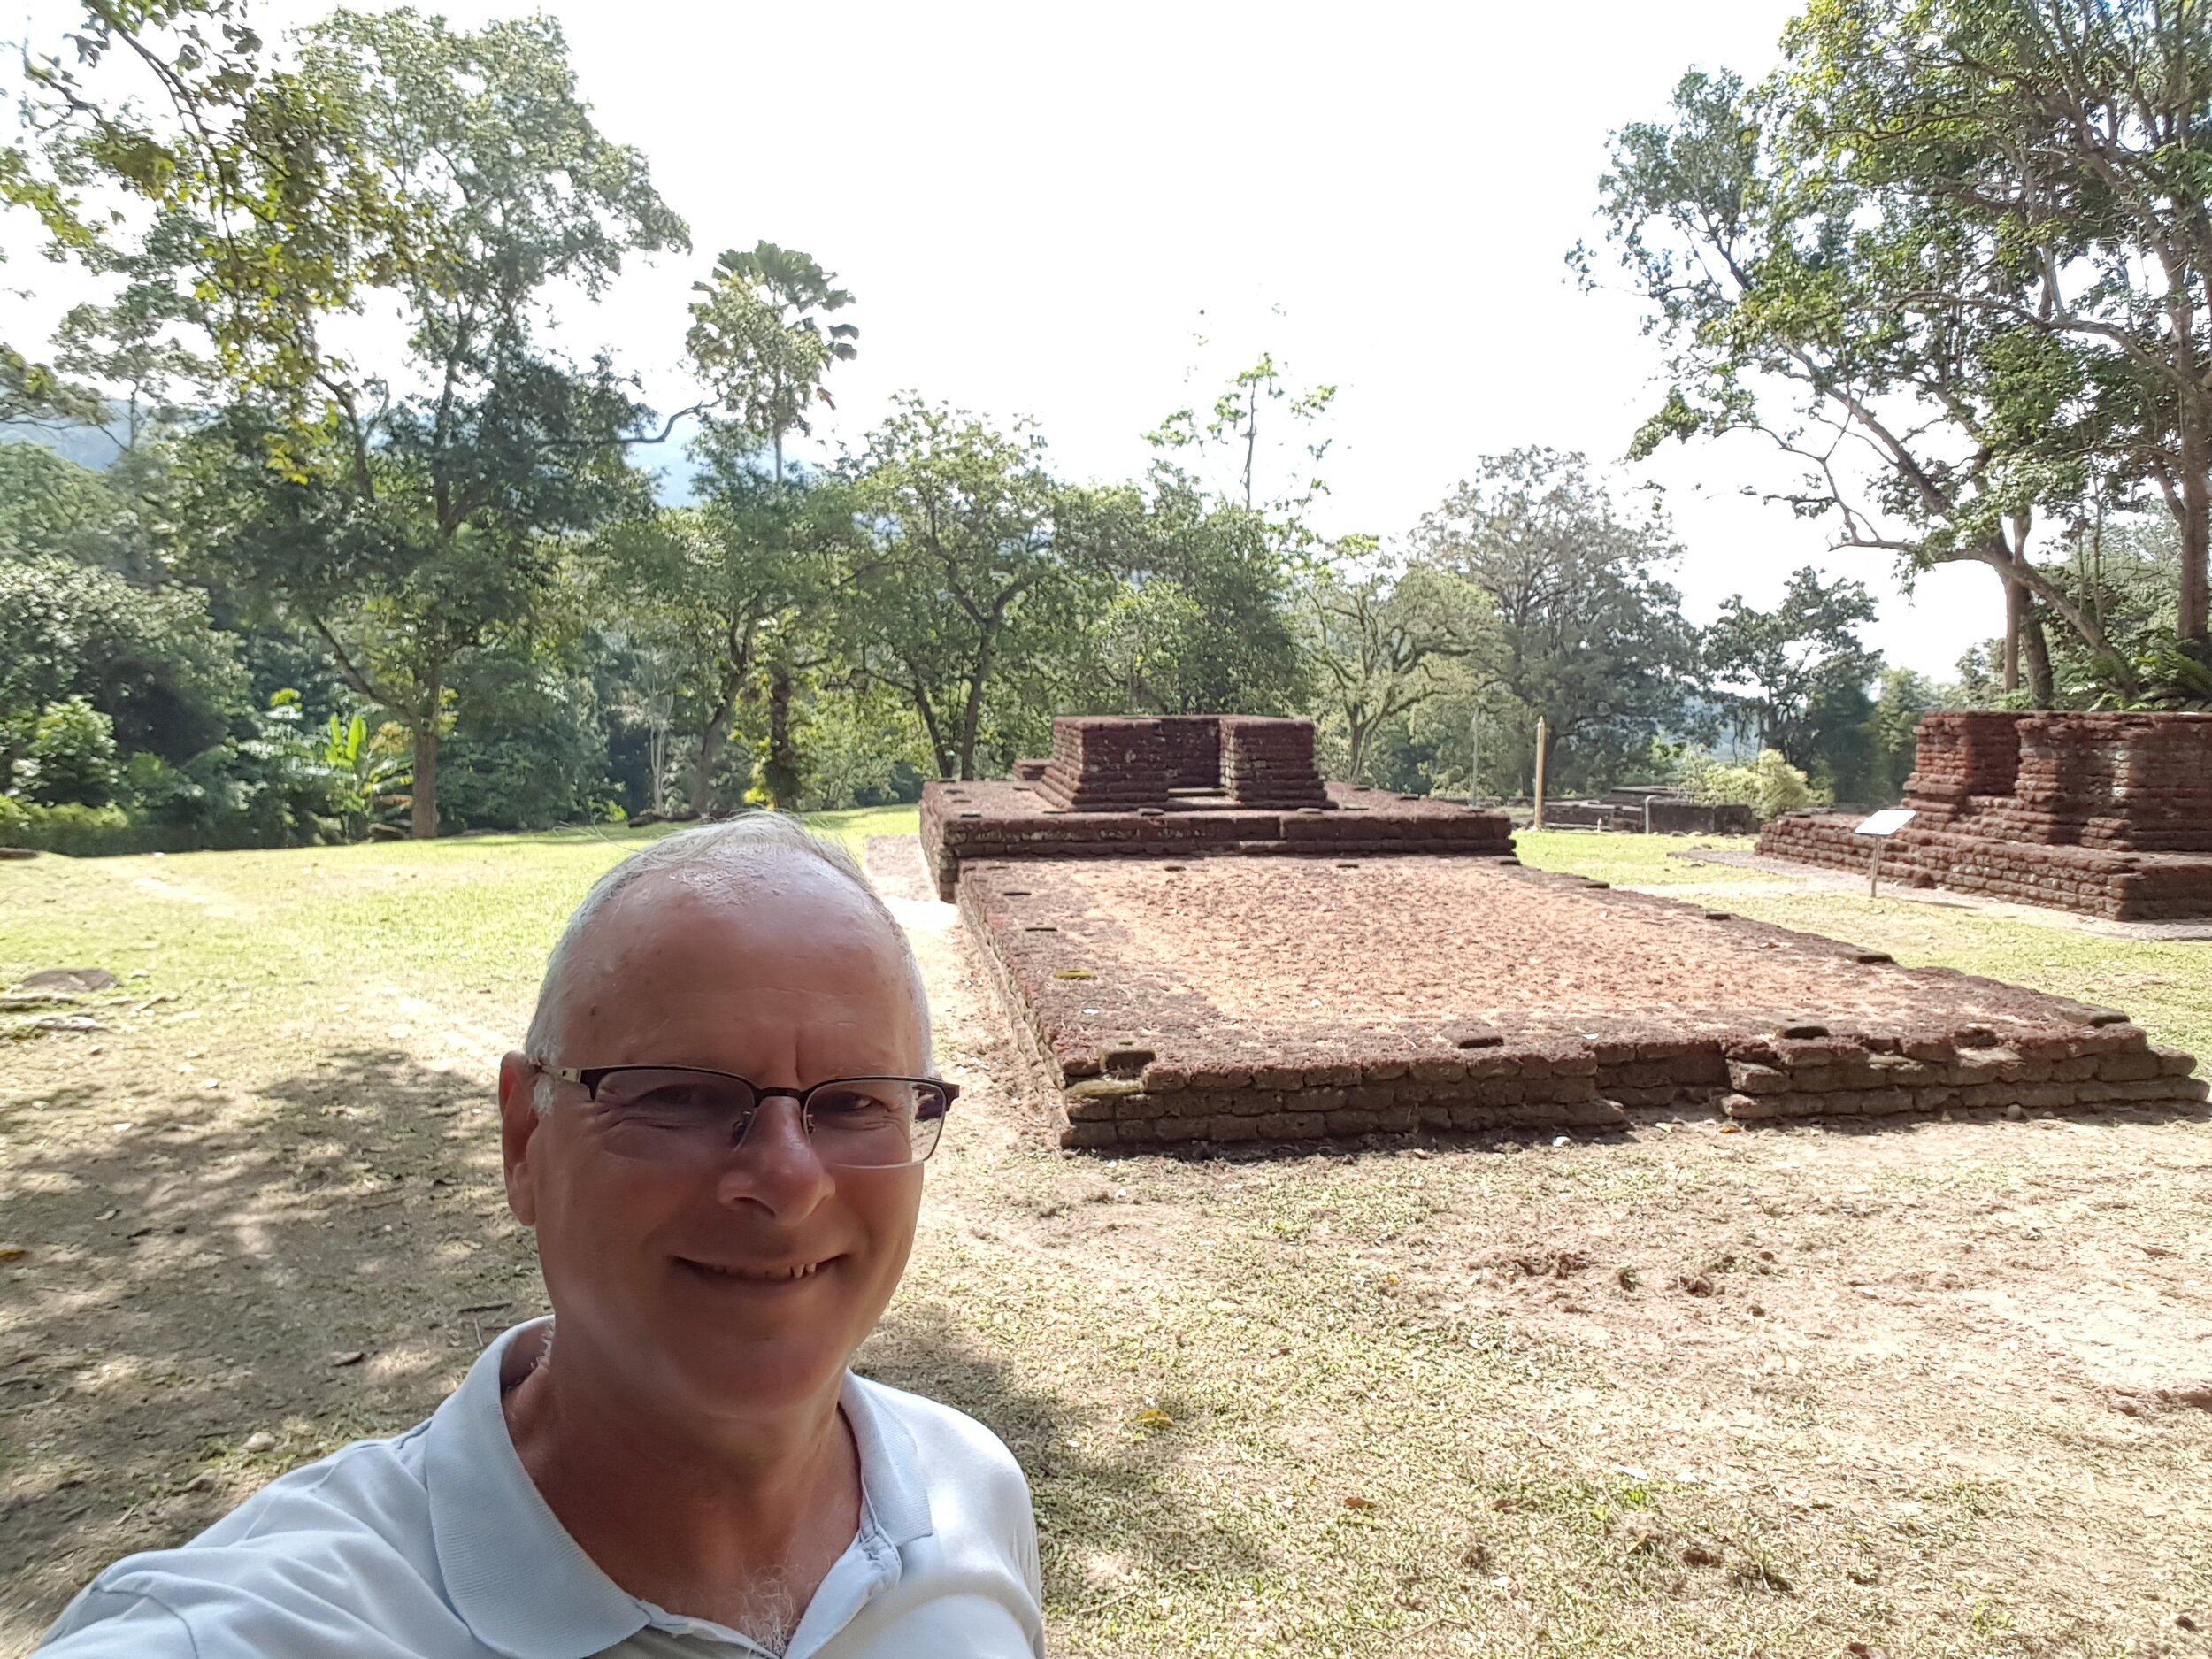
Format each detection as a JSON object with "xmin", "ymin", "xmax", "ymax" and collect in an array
[{"xmin": 498, "ymin": 850, "xmax": 931, "ymax": 1430}]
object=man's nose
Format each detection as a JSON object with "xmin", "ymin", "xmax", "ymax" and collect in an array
[{"xmin": 714, "ymin": 1093, "xmax": 835, "ymax": 1216}]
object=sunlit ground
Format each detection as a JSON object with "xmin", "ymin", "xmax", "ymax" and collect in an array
[{"xmin": 3, "ymin": 816, "xmax": 2208, "ymax": 1656}]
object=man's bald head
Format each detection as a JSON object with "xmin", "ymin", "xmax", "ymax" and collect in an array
[{"xmin": 523, "ymin": 816, "xmax": 930, "ymax": 1100}]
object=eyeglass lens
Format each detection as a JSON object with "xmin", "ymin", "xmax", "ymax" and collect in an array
[{"xmin": 584, "ymin": 1069, "xmax": 946, "ymax": 1167}]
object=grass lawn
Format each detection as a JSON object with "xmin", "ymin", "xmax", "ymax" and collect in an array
[
  {"xmin": 1513, "ymin": 829, "xmax": 2212, "ymax": 1065},
  {"xmin": 3, "ymin": 817, "xmax": 2208, "ymax": 1656}
]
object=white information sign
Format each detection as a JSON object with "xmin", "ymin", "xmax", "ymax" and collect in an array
[{"xmin": 1854, "ymin": 808, "xmax": 1917, "ymax": 838}]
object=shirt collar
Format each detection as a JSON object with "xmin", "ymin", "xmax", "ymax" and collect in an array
[{"xmin": 424, "ymin": 1318, "xmax": 937, "ymax": 1659}]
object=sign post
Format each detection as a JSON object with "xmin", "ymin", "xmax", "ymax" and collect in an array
[
  {"xmin": 1532, "ymin": 716, "xmax": 1548, "ymax": 830},
  {"xmin": 1851, "ymin": 808, "xmax": 1917, "ymax": 898}
]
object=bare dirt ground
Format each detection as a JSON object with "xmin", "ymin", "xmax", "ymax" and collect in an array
[
  {"xmin": 4, "ymin": 831, "xmax": 2210, "ymax": 1657},
  {"xmin": 962, "ymin": 852, "xmax": 2162, "ymax": 1050}
]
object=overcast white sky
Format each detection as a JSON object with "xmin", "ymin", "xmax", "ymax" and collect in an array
[{"xmin": 7, "ymin": 0, "xmax": 2006, "ymax": 674}]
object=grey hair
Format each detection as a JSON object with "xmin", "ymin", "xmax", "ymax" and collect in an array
[{"xmin": 523, "ymin": 814, "xmax": 931, "ymax": 1110}]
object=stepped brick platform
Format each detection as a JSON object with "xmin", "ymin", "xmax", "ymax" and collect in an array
[
  {"xmin": 922, "ymin": 715, "xmax": 1511, "ymax": 900},
  {"xmin": 952, "ymin": 855, "xmax": 2205, "ymax": 1150},
  {"xmin": 1761, "ymin": 711, "xmax": 2212, "ymax": 920},
  {"xmin": 921, "ymin": 779, "xmax": 1514, "ymax": 901}
]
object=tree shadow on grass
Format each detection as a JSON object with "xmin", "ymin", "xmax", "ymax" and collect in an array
[
  {"xmin": 0, "ymin": 1045, "xmax": 538, "ymax": 1650},
  {"xmin": 0, "ymin": 1043, "xmax": 1242, "ymax": 1653}
]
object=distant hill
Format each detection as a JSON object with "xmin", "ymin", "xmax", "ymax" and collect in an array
[{"xmin": 0, "ymin": 419, "xmax": 128, "ymax": 472}]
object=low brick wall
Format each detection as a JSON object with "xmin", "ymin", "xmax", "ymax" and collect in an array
[
  {"xmin": 1757, "ymin": 811, "xmax": 2212, "ymax": 920},
  {"xmin": 954, "ymin": 856, "xmax": 2205, "ymax": 1149},
  {"xmin": 1220, "ymin": 716, "xmax": 1329, "ymax": 808},
  {"xmin": 1156, "ymin": 715, "xmax": 1224, "ymax": 789},
  {"xmin": 1761, "ymin": 710, "xmax": 2212, "ymax": 919},
  {"xmin": 920, "ymin": 780, "xmax": 1515, "ymax": 900},
  {"xmin": 1034, "ymin": 718, "xmax": 1171, "ymax": 810}
]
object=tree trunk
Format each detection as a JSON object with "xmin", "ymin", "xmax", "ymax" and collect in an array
[
  {"xmin": 410, "ymin": 679, "xmax": 440, "ymax": 840},
  {"xmin": 694, "ymin": 709, "xmax": 731, "ymax": 817},
  {"xmin": 764, "ymin": 660, "xmax": 800, "ymax": 810},
  {"xmin": 2001, "ymin": 569, "xmax": 2023, "ymax": 695},
  {"xmin": 910, "ymin": 687, "xmax": 953, "ymax": 780},
  {"xmin": 957, "ymin": 631, "xmax": 997, "ymax": 782},
  {"xmin": 2022, "ymin": 603, "xmax": 2055, "ymax": 709},
  {"xmin": 2180, "ymin": 415, "xmax": 2210, "ymax": 647}
]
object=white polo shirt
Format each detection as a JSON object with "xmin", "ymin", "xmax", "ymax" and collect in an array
[{"xmin": 36, "ymin": 1321, "xmax": 1045, "ymax": 1658}]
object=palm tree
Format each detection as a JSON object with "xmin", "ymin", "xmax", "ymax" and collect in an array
[{"xmin": 686, "ymin": 241, "xmax": 857, "ymax": 481}]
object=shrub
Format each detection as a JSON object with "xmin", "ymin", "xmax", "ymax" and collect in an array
[
  {"xmin": 435, "ymin": 654, "xmax": 611, "ymax": 831},
  {"xmin": 0, "ymin": 800, "xmax": 149, "ymax": 856},
  {"xmin": 14, "ymin": 696, "xmax": 121, "ymax": 806},
  {"xmin": 1675, "ymin": 748, "xmax": 1825, "ymax": 821}
]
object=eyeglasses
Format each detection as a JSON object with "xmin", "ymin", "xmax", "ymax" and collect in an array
[{"xmin": 535, "ymin": 1064, "xmax": 956, "ymax": 1169}]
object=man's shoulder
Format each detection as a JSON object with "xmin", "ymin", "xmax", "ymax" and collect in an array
[
  {"xmin": 37, "ymin": 1424, "xmax": 448, "ymax": 1656},
  {"xmin": 849, "ymin": 1373, "xmax": 1031, "ymax": 1502}
]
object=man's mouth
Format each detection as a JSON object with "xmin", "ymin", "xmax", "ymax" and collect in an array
[{"xmin": 678, "ymin": 1257, "xmax": 833, "ymax": 1283}]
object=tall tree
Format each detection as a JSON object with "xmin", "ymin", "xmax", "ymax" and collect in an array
[
  {"xmin": 172, "ymin": 11, "xmax": 686, "ymax": 836},
  {"xmin": 683, "ymin": 242, "xmax": 858, "ymax": 800},
  {"xmin": 1068, "ymin": 469, "xmax": 1307, "ymax": 717},
  {"xmin": 595, "ymin": 475, "xmax": 847, "ymax": 816},
  {"xmin": 5, "ymin": 3, "xmax": 404, "ymax": 446},
  {"xmin": 1585, "ymin": 65, "xmax": 2112, "ymax": 703},
  {"xmin": 687, "ymin": 242, "xmax": 858, "ymax": 484},
  {"xmin": 1299, "ymin": 555, "xmax": 1482, "ymax": 784},
  {"xmin": 1411, "ymin": 449, "xmax": 1699, "ymax": 790},
  {"xmin": 1702, "ymin": 566, "xmax": 1885, "ymax": 790},
  {"xmin": 1147, "ymin": 352, "xmax": 1336, "ymax": 518},
  {"xmin": 846, "ymin": 398, "xmax": 1103, "ymax": 780},
  {"xmin": 1780, "ymin": 0, "xmax": 2212, "ymax": 656}
]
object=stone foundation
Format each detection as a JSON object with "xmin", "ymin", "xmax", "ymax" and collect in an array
[
  {"xmin": 952, "ymin": 856, "xmax": 2205, "ymax": 1150},
  {"xmin": 1760, "ymin": 710, "xmax": 2212, "ymax": 919}
]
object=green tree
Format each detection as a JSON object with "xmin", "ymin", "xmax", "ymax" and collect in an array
[
  {"xmin": 595, "ymin": 475, "xmax": 848, "ymax": 816},
  {"xmin": 1702, "ymin": 567, "xmax": 1880, "ymax": 755},
  {"xmin": 1584, "ymin": 65, "xmax": 2113, "ymax": 704},
  {"xmin": 846, "ymin": 398, "xmax": 1104, "ymax": 780},
  {"xmin": 1148, "ymin": 352, "xmax": 1337, "ymax": 517},
  {"xmin": 173, "ymin": 11, "xmax": 685, "ymax": 837},
  {"xmin": 682, "ymin": 242, "xmax": 859, "ymax": 803},
  {"xmin": 1299, "ymin": 555, "xmax": 1483, "ymax": 784},
  {"xmin": 1410, "ymin": 449, "xmax": 1698, "ymax": 794},
  {"xmin": 0, "ymin": 443, "xmax": 148, "ymax": 573},
  {"xmin": 11, "ymin": 696, "xmax": 122, "ymax": 807},
  {"xmin": 4, "ymin": 3, "xmax": 405, "ymax": 442},
  {"xmin": 687, "ymin": 242, "xmax": 858, "ymax": 483},
  {"xmin": 1069, "ymin": 469, "xmax": 1307, "ymax": 716},
  {"xmin": 1871, "ymin": 666, "xmax": 1944, "ymax": 799},
  {"xmin": 1778, "ymin": 0, "xmax": 2212, "ymax": 655},
  {"xmin": 0, "ymin": 552, "xmax": 248, "ymax": 762}
]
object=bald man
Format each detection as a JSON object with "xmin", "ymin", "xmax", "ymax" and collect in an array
[{"xmin": 40, "ymin": 818, "xmax": 1046, "ymax": 1659}]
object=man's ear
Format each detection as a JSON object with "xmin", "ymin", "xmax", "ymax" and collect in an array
[{"xmin": 496, "ymin": 1050, "xmax": 545, "ymax": 1227}]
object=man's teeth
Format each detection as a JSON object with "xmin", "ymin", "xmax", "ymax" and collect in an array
[{"xmin": 693, "ymin": 1261, "xmax": 823, "ymax": 1280}]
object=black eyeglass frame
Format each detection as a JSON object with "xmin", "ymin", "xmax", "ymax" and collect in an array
[{"xmin": 533, "ymin": 1063, "xmax": 958, "ymax": 1166}]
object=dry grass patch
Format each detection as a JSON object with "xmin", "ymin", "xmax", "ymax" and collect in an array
[{"xmin": 3, "ymin": 821, "xmax": 2209, "ymax": 1656}]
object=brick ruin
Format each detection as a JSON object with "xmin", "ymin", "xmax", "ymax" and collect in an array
[
  {"xmin": 953, "ymin": 857, "xmax": 2205, "ymax": 1150},
  {"xmin": 910, "ymin": 715, "xmax": 2205, "ymax": 1152},
  {"xmin": 920, "ymin": 714, "xmax": 1512, "ymax": 900},
  {"xmin": 1760, "ymin": 711, "xmax": 2212, "ymax": 920}
]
